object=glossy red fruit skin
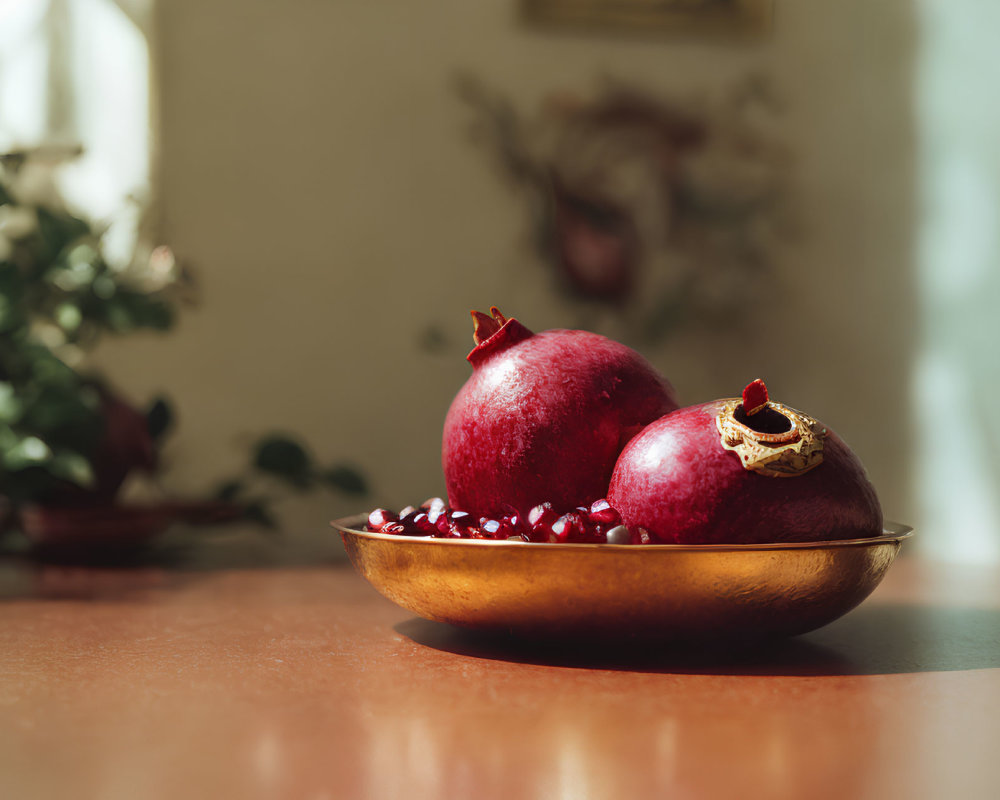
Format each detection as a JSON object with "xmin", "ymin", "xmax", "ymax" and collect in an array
[
  {"xmin": 443, "ymin": 318, "xmax": 678, "ymax": 519},
  {"xmin": 607, "ymin": 401, "xmax": 883, "ymax": 544}
]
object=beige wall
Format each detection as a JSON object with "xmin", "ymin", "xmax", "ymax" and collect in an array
[{"xmin": 95, "ymin": 1, "xmax": 917, "ymax": 554}]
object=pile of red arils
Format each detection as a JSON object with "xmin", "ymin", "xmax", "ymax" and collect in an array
[{"xmin": 365, "ymin": 497, "xmax": 656, "ymax": 545}]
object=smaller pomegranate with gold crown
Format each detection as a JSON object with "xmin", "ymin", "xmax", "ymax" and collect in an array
[{"xmin": 607, "ymin": 379, "xmax": 883, "ymax": 544}]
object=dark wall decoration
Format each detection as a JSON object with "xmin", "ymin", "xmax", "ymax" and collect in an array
[
  {"xmin": 457, "ymin": 73, "xmax": 794, "ymax": 342},
  {"xmin": 521, "ymin": 0, "xmax": 773, "ymax": 38}
]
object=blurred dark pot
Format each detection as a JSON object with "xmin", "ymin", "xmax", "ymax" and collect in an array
[
  {"xmin": 19, "ymin": 504, "xmax": 173, "ymax": 550},
  {"xmin": 18, "ymin": 500, "xmax": 244, "ymax": 556}
]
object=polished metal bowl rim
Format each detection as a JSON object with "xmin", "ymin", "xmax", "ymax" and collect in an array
[{"xmin": 332, "ymin": 515, "xmax": 913, "ymax": 551}]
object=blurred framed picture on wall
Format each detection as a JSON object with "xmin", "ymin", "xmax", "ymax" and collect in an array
[{"xmin": 521, "ymin": 0, "xmax": 772, "ymax": 37}]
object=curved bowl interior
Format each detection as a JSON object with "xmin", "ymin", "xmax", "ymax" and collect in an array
[{"xmin": 333, "ymin": 515, "xmax": 913, "ymax": 642}]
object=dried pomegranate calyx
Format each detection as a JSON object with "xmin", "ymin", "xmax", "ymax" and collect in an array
[
  {"xmin": 470, "ymin": 306, "xmax": 516, "ymax": 345},
  {"xmin": 717, "ymin": 392, "xmax": 827, "ymax": 477},
  {"xmin": 471, "ymin": 309, "xmax": 502, "ymax": 345},
  {"xmin": 466, "ymin": 307, "xmax": 534, "ymax": 367}
]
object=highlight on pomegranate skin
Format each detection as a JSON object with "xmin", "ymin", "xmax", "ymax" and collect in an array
[
  {"xmin": 441, "ymin": 307, "xmax": 679, "ymax": 520},
  {"xmin": 364, "ymin": 497, "xmax": 655, "ymax": 545},
  {"xmin": 607, "ymin": 379, "xmax": 883, "ymax": 545}
]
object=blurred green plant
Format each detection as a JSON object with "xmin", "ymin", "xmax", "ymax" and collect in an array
[
  {"xmin": 213, "ymin": 434, "xmax": 369, "ymax": 529},
  {"xmin": 0, "ymin": 152, "xmax": 366, "ymax": 538}
]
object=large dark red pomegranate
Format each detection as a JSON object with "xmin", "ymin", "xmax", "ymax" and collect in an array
[
  {"xmin": 443, "ymin": 307, "xmax": 678, "ymax": 518},
  {"xmin": 607, "ymin": 379, "xmax": 882, "ymax": 544}
]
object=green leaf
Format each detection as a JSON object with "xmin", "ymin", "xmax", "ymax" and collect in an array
[
  {"xmin": 105, "ymin": 292, "xmax": 174, "ymax": 332},
  {"xmin": 243, "ymin": 501, "xmax": 278, "ymax": 529},
  {"xmin": 102, "ymin": 298, "xmax": 135, "ymax": 331},
  {"xmin": 35, "ymin": 207, "xmax": 90, "ymax": 265},
  {"xmin": 323, "ymin": 464, "xmax": 368, "ymax": 495},
  {"xmin": 0, "ymin": 265, "xmax": 26, "ymax": 333},
  {"xmin": 0, "ymin": 423, "xmax": 18, "ymax": 450},
  {"xmin": 29, "ymin": 346, "xmax": 78, "ymax": 386},
  {"xmin": 48, "ymin": 451, "xmax": 95, "ymax": 488},
  {"xmin": 22, "ymin": 384, "xmax": 97, "ymax": 433},
  {"xmin": 253, "ymin": 435, "xmax": 313, "ymax": 486},
  {"xmin": 2, "ymin": 434, "xmax": 52, "ymax": 470},
  {"xmin": 146, "ymin": 396, "xmax": 173, "ymax": 441},
  {"xmin": 48, "ymin": 245, "xmax": 98, "ymax": 291},
  {"xmin": 0, "ymin": 382, "xmax": 22, "ymax": 423},
  {"xmin": 0, "ymin": 296, "xmax": 25, "ymax": 335},
  {"xmin": 137, "ymin": 300, "xmax": 174, "ymax": 331},
  {"xmin": 214, "ymin": 479, "xmax": 244, "ymax": 502},
  {"xmin": 92, "ymin": 274, "xmax": 116, "ymax": 299},
  {"xmin": 54, "ymin": 302, "xmax": 83, "ymax": 332},
  {"xmin": 0, "ymin": 263, "xmax": 25, "ymax": 298}
]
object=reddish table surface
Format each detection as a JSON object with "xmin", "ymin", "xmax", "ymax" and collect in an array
[{"xmin": 1, "ymin": 555, "xmax": 998, "ymax": 800}]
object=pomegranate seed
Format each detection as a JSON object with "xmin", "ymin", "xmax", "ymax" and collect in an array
[
  {"xmin": 528, "ymin": 504, "xmax": 561, "ymax": 540},
  {"xmin": 527, "ymin": 503, "xmax": 555, "ymax": 526},
  {"xmin": 525, "ymin": 525, "xmax": 549, "ymax": 543},
  {"xmin": 582, "ymin": 521, "xmax": 606, "ymax": 544},
  {"xmin": 480, "ymin": 518, "xmax": 502, "ymax": 538},
  {"xmin": 413, "ymin": 513, "xmax": 437, "ymax": 534},
  {"xmin": 449, "ymin": 510, "xmax": 473, "ymax": 529},
  {"xmin": 422, "ymin": 497, "xmax": 446, "ymax": 511},
  {"xmin": 551, "ymin": 512, "xmax": 586, "ymax": 543},
  {"xmin": 605, "ymin": 525, "xmax": 631, "ymax": 545},
  {"xmin": 588, "ymin": 498, "xmax": 620, "ymax": 525},
  {"xmin": 434, "ymin": 515, "xmax": 452, "ymax": 535},
  {"xmin": 365, "ymin": 501, "xmax": 661, "ymax": 545},
  {"xmin": 399, "ymin": 507, "xmax": 424, "ymax": 528},
  {"xmin": 549, "ymin": 518, "xmax": 570, "ymax": 543},
  {"xmin": 367, "ymin": 508, "xmax": 398, "ymax": 531}
]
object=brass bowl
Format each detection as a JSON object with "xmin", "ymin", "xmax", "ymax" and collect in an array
[{"xmin": 333, "ymin": 515, "xmax": 913, "ymax": 641}]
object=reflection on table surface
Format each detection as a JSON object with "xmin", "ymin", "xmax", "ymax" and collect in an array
[{"xmin": 1, "ymin": 556, "xmax": 999, "ymax": 800}]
